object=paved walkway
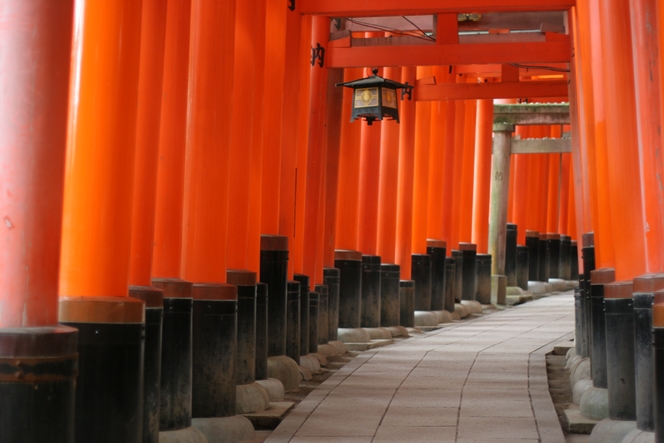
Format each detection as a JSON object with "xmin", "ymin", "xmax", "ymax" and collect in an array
[{"xmin": 266, "ymin": 292, "xmax": 575, "ymax": 443}]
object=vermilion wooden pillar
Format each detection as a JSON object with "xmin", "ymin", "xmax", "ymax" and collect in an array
[
  {"xmin": 0, "ymin": 2, "xmax": 77, "ymax": 441},
  {"xmin": 440, "ymin": 78, "xmax": 460, "ymax": 245},
  {"xmin": 598, "ymin": 0, "xmax": 647, "ymax": 280},
  {"xmin": 449, "ymin": 93, "xmax": 466, "ymax": 250},
  {"xmin": 546, "ymin": 153, "xmax": 560, "ymax": 234},
  {"xmin": 471, "ymin": 98, "xmax": 493, "ymax": 253},
  {"xmin": 128, "ymin": 3, "xmax": 169, "ymax": 442},
  {"xmin": 377, "ymin": 67, "xmax": 402, "ymax": 264},
  {"xmin": 631, "ymin": 0, "xmax": 664, "ymax": 272},
  {"xmin": 129, "ymin": 0, "xmax": 168, "ymax": 287},
  {"xmin": 260, "ymin": 0, "xmax": 287, "ymax": 236},
  {"xmin": 426, "ymin": 67, "xmax": 450, "ymax": 242},
  {"xmin": 335, "ymin": 67, "xmax": 362, "ymax": 251},
  {"xmin": 152, "ymin": 0, "xmax": 191, "ymax": 279},
  {"xmin": 559, "ymin": 154, "xmax": 572, "ymax": 235},
  {"xmin": 512, "ymin": 126, "xmax": 531, "ymax": 245},
  {"xmin": 411, "ymin": 66, "xmax": 433, "ymax": 254},
  {"xmin": 278, "ymin": 2, "xmax": 304, "ymax": 278},
  {"xmin": 58, "ymin": 1, "xmax": 145, "ymax": 442},
  {"xmin": 228, "ymin": 0, "xmax": 262, "ymax": 271},
  {"xmin": 302, "ymin": 16, "xmax": 330, "ymax": 284},
  {"xmin": 396, "ymin": 67, "xmax": 418, "ymax": 279},
  {"xmin": 181, "ymin": 0, "xmax": 235, "ymax": 284},
  {"xmin": 459, "ymin": 96, "xmax": 477, "ymax": 243}
]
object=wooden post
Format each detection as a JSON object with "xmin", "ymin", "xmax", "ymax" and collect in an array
[{"xmin": 488, "ymin": 124, "xmax": 514, "ymax": 276}]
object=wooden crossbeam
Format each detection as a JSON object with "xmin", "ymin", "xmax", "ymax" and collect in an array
[
  {"xmin": 327, "ymin": 40, "xmax": 571, "ymax": 68},
  {"xmin": 493, "ymin": 103, "xmax": 570, "ymax": 125},
  {"xmin": 414, "ymin": 80, "xmax": 568, "ymax": 101},
  {"xmin": 300, "ymin": 0, "xmax": 576, "ymax": 17}
]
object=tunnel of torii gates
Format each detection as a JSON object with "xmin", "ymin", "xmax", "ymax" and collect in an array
[{"xmin": 2, "ymin": 0, "xmax": 664, "ymax": 442}]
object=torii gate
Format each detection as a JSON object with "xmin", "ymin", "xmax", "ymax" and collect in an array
[{"xmin": 488, "ymin": 103, "xmax": 571, "ymax": 300}]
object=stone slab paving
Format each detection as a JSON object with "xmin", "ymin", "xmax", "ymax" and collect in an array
[{"xmin": 265, "ymin": 292, "xmax": 574, "ymax": 443}]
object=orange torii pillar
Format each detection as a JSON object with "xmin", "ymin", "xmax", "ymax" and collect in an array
[
  {"xmin": 57, "ymin": 1, "xmax": 145, "ymax": 442},
  {"xmin": 631, "ymin": 0, "xmax": 664, "ymax": 273},
  {"xmin": 321, "ymin": 66, "xmax": 344, "ymax": 342},
  {"xmin": 149, "ymin": 0, "xmax": 200, "ymax": 437},
  {"xmin": 472, "ymin": 98, "xmax": 493, "ymax": 253},
  {"xmin": 376, "ymin": 67, "xmax": 402, "ymax": 327},
  {"xmin": 0, "ymin": 2, "xmax": 76, "ymax": 441},
  {"xmin": 127, "ymin": 2, "xmax": 168, "ymax": 442},
  {"xmin": 395, "ymin": 66, "xmax": 418, "ymax": 327},
  {"xmin": 180, "ymin": 2, "xmax": 249, "ymax": 438},
  {"xmin": 598, "ymin": 0, "xmax": 647, "ymax": 280}
]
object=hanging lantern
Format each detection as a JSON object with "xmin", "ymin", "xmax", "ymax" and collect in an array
[{"xmin": 336, "ymin": 68, "xmax": 413, "ymax": 125}]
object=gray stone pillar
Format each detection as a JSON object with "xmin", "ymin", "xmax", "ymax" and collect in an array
[{"xmin": 488, "ymin": 124, "xmax": 513, "ymax": 300}]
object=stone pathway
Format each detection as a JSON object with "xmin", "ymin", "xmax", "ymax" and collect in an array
[{"xmin": 265, "ymin": 292, "xmax": 575, "ymax": 443}]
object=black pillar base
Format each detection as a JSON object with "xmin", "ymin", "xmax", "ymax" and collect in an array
[
  {"xmin": 227, "ymin": 270, "xmax": 257, "ymax": 386},
  {"xmin": 460, "ymin": 243, "xmax": 477, "ymax": 301},
  {"xmin": 191, "ymin": 284, "xmax": 237, "ymax": 418},
  {"xmin": 505, "ymin": 223, "xmax": 518, "ymax": 286},
  {"xmin": 526, "ymin": 230, "xmax": 540, "ymax": 281},
  {"xmin": 399, "ymin": 280, "xmax": 415, "ymax": 328},
  {"xmin": 60, "ymin": 296, "xmax": 146, "ymax": 443},
  {"xmin": 361, "ymin": 255, "xmax": 382, "ymax": 327},
  {"xmin": 255, "ymin": 283, "xmax": 269, "ymax": 380},
  {"xmin": 294, "ymin": 274, "xmax": 310, "ymax": 357},
  {"xmin": 653, "ymin": 321, "xmax": 664, "ymax": 441},
  {"xmin": 412, "ymin": 254, "xmax": 432, "ymax": 310},
  {"xmin": 260, "ymin": 235, "xmax": 289, "ymax": 357},
  {"xmin": 335, "ymin": 250, "xmax": 362, "ymax": 329},
  {"xmin": 560, "ymin": 235, "xmax": 572, "ymax": 280},
  {"xmin": 589, "ymin": 269, "xmax": 615, "ymax": 389},
  {"xmin": 286, "ymin": 281, "xmax": 300, "ymax": 362},
  {"xmin": 316, "ymin": 284, "xmax": 329, "ymax": 345},
  {"xmin": 516, "ymin": 246, "xmax": 529, "ymax": 291},
  {"xmin": 0, "ymin": 326, "xmax": 78, "ymax": 443},
  {"xmin": 538, "ymin": 235, "xmax": 550, "ymax": 282},
  {"xmin": 475, "ymin": 254, "xmax": 492, "ymax": 305},
  {"xmin": 129, "ymin": 286, "xmax": 164, "ymax": 443},
  {"xmin": 380, "ymin": 264, "xmax": 400, "ymax": 327},
  {"xmin": 547, "ymin": 234, "xmax": 561, "ymax": 279},
  {"xmin": 151, "ymin": 278, "xmax": 194, "ymax": 432},
  {"xmin": 426, "ymin": 241, "xmax": 447, "ymax": 311},
  {"xmin": 444, "ymin": 258, "xmax": 456, "ymax": 312},
  {"xmin": 308, "ymin": 291, "xmax": 319, "ymax": 354},
  {"xmin": 570, "ymin": 240, "xmax": 579, "ymax": 281},
  {"xmin": 451, "ymin": 250, "xmax": 463, "ymax": 304},
  {"xmin": 323, "ymin": 268, "xmax": 340, "ymax": 341},
  {"xmin": 604, "ymin": 283, "xmax": 636, "ymax": 421}
]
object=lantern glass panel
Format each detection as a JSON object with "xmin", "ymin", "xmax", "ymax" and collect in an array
[
  {"xmin": 354, "ymin": 87, "xmax": 379, "ymax": 108},
  {"xmin": 382, "ymin": 88, "xmax": 397, "ymax": 109}
]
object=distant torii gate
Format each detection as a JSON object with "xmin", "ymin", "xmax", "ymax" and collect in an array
[{"xmin": 488, "ymin": 103, "xmax": 571, "ymax": 301}]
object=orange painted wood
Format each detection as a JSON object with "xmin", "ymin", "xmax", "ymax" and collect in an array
[
  {"xmin": 426, "ymin": 67, "xmax": 451, "ymax": 242},
  {"xmin": 436, "ymin": 14, "xmax": 459, "ymax": 45},
  {"xmin": 631, "ymin": 0, "xmax": 664, "ymax": 272},
  {"xmin": 323, "ymin": 68, "xmax": 345, "ymax": 267},
  {"xmin": 0, "ymin": 0, "xmax": 74, "ymax": 326},
  {"xmin": 227, "ymin": 0, "xmax": 260, "ymax": 271},
  {"xmin": 411, "ymin": 66, "xmax": 433, "ymax": 254},
  {"xmin": 60, "ymin": 0, "xmax": 143, "ymax": 298},
  {"xmin": 546, "ymin": 153, "xmax": 560, "ymax": 233},
  {"xmin": 279, "ymin": 3, "xmax": 304, "ymax": 275},
  {"xmin": 335, "ymin": 68, "xmax": 363, "ymax": 251},
  {"xmin": 302, "ymin": 16, "xmax": 330, "ymax": 284},
  {"xmin": 327, "ymin": 41, "xmax": 572, "ymax": 68},
  {"xmin": 449, "ymin": 92, "xmax": 466, "ymax": 250},
  {"xmin": 511, "ymin": 128, "xmax": 530, "ymax": 245},
  {"xmin": 246, "ymin": 0, "xmax": 268, "ymax": 274},
  {"xmin": 558, "ymin": 153, "xmax": 571, "ymax": 235},
  {"xmin": 587, "ymin": 0, "xmax": 615, "ymax": 270},
  {"xmin": 438, "ymin": 75, "xmax": 458, "ymax": 244},
  {"xmin": 459, "ymin": 97, "xmax": 477, "ymax": 243},
  {"xmin": 152, "ymin": 0, "xmax": 192, "ymax": 279},
  {"xmin": 471, "ymin": 98, "xmax": 493, "ymax": 253},
  {"xmin": 129, "ymin": 0, "xmax": 168, "ymax": 287},
  {"xmin": 180, "ymin": 0, "xmax": 236, "ymax": 283},
  {"xmin": 357, "ymin": 108, "xmax": 382, "ymax": 256},
  {"xmin": 396, "ymin": 67, "xmax": 418, "ymax": 279},
  {"xmin": 415, "ymin": 80, "xmax": 569, "ymax": 101},
  {"xmin": 292, "ymin": 14, "xmax": 313, "ymax": 278},
  {"xmin": 377, "ymin": 67, "xmax": 403, "ymax": 264},
  {"xmin": 260, "ymin": 0, "xmax": 287, "ymax": 235},
  {"xmin": 300, "ymin": 0, "xmax": 575, "ymax": 16},
  {"xmin": 598, "ymin": 0, "xmax": 647, "ymax": 280}
]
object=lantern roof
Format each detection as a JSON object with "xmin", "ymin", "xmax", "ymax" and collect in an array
[{"xmin": 336, "ymin": 68, "xmax": 412, "ymax": 90}]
